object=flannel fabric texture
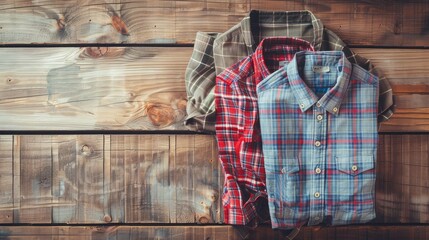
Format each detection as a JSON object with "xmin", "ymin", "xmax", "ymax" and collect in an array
[
  {"xmin": 257, "ymin": 51, "xmax": 378, "ymax": 229},
  {"xmin": 215, "ymin": 37, "xmax": 314, "ymax": 225},
  {"xmin": 185, "ymin": 10, "xmax": 393, "ymax": 132}
]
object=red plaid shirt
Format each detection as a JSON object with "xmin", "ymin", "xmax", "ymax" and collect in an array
[{"xmin": 215, "ymin": 37, "xmax": 314, "ymax": 225}]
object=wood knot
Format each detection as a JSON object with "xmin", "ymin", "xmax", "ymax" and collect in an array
[
  {"xmin": 145, "ymin": 102, "xmax": 176, "ymax": 127},
  {"xmin": 103, "ymin": 215, "xmax": 112, "ymax": 223},
  {"xmin": 393, "ymin": 18, "xmax": 402, "ymax": 35},
  {"xmin": 57, "ymin": 18, "xmax": 66, "ymax": 31},
  {"xmin": 198, "ymin": 216, "xmax": 209, "ymax": 224},
  {"xmin": 6, "ymin": 77, "xmax": 14, "ymax": 84},
  {"xmin": 112, "ymin": 15, "xmax": 130, "ymax": 36},
  {"xmin": 84, "ymin": 47, "xmax": 109, "ymax": 58},
  {"xmin": 210, "ymin": 194, "xmax": 218, "ymax": 202},
  {"xmin": 81, "ymin": 145, "xmax": 92, "ymax": 155}
]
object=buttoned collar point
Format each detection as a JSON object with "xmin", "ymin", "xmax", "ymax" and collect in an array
[
  {"xmin": 286, "ymin": 51, "xmax": 352, "ymax": 115},
  {"xmin": 253, "ymin": 37, "xmax": 315, "ymax": 80},
  {"xmin": 243, "ymin": 10, "xmax": 324, "ymax": 52}
]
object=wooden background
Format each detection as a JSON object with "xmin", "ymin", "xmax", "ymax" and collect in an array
[{"xmin": 0, "ymin": 0, "xmax": 428, "ymax": 239}]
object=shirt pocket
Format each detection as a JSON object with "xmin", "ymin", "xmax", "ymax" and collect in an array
[
  {"xmin": 335, "ymin": 155, "xmax": 376, "ymax": 202},
  {"xmin": 266, "ymin": 158, "xmax": 302, "ymax": 220}
]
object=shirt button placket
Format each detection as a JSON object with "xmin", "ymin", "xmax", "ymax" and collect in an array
[{"xmin": 310, "ymin": 103, "xmax": 326, "ymax": 225}]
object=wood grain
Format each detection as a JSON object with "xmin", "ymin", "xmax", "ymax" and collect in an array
[
  {"xmin": 354, "ymin": 49, "xmax": 429, "ymax": 132},
  {"xmin": 0, "ymin": 1, "xmax": 427, "ymax": 46},
  {"xmin": 0, "ymin": 225, "xmax": 429, "ymax": 240},
  {"xmin": 0, "ymin": 135, "xmax": 220, "ymax": 224},
  {"xmin": 19, "ymin": 135, "xmax": 52, "ymax": 223},
  {"xmin": 0, "ymin": 225, "xmax": 243, "ymax": 240},
  {"xmin": 0, "ymin": 47, "xmax": 189, "ymax": 131},
  {"xmin": 114, "ymin": 135, "xmax": 220, "ymax": 223},
  {"xmin": 0, "ymin": 136, "xmax": 12, "ymax": 223},
  {"xmin": 376, "ymin": 134, "xmax": 429, "ymax": 224},
  {"xmin": 52, "ymin": 135, "xmax": 79, "ymax": 223},
  {"xmin": 76, "ymin": 135, "xmax": 106, "ymax": 223}
]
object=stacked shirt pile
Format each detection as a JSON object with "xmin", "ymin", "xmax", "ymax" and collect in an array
[{"xmin": 185, "ymin": 10, "xmax": 393, "ymax": 229}]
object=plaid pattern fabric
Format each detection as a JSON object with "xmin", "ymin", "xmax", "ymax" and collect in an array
[
  {"xmin": 257, "ymin": 51, "xmax": 378, "ymax": 229},
  {"xmin": 215, "ymin": 37, "xmax": 314, "ymax": 225},
  {"xmin": 184, "ymin": 10, "xmax": 393, "ymax": 132}
]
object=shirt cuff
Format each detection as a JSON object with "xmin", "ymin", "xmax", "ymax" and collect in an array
[{"xmin": 222, "ymin": 178, "xmax": 270, "ymax": 226}]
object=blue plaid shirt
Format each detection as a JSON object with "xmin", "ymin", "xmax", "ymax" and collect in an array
[{"xmin": 257, "ymin": 51, "xmax": 378, "ymax": 229}]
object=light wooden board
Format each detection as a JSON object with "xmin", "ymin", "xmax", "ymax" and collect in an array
[
  {"xmin": 0, "ymin": 0, "xmax": 427, "ymax": 46},
  {"xmin": 0, "ymin": 134, "xmax": 219, "ymax": 224},
  {"xmin": 0, "ymin": 136, "xmax": 12, "ymax": 223},
  {"xmin": 18, "ymin": 135, "xmax": 53, "ymax": 223},
  {"xmin": 0, "ymin": 225, "xmax": 429, "ymax": 240},
  {"xmin": 0, "ymin": 47, "xmax": 427, "ymax": 132},
  {"xmin": 0, "ymin": 47, "xmax": 189, "ymax": 131}
]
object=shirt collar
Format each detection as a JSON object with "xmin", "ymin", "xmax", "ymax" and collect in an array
[
  {"xmin": 241, "ymin": 10, "xmax": 324, "ymax": 53},
  {"xmin": 253, "ymin": 37, "xmax": 314, "ymax": 79},
  {"xmin": 286, "ymin": 51, "xmax": 352, "ymax": 115}
]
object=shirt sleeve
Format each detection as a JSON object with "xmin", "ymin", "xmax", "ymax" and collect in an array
[
  {"xmin": 184, "ymin": 32, "xmax": 219, "ymax": 132},
  {"xmin": 215, "ymin": 74, "xmax": 245, "ymax": 223},
  {"xmin": 342, "ymin": 45, "xmax": 394, "ymax": 122}
]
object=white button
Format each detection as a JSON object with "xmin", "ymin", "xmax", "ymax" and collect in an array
[
  {"xmin": 316, "ymin": 102, "xmax": 321, "ymax": 107},
  {"xmin": 281, "ymin": 167, "xmax": 288, "ymax": 174},
  {"xmin": 352, "ymin": 165, "xmax": 358, "ymax": 172},
  {"xmin": 299, "ymin": 103, "xmax": 305, "ymax": 109},
  {"xmin": 316, "ymin": 115, "xmax": 323, "ymax": 121},
  {"xmin": 333, "ymin": 107, "xmax": 338, "ymax": 112},
  {"xmin": 314, "ymin": 216, "xmax": 320, "ymax": 221},
  {"xmin": 314, "ymin": 192, "xmax": 320, "ymax": 198},
  {"xmin": 315, "ymin": 141, "xmax": 321, "ymax": 147},
  {"xmin": 315, "ymin": 168, "xmax": 322, "ymax": 174}
]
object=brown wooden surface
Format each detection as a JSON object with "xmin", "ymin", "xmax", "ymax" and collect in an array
[
  {"xmin": 376, "ymin": 134, "xmax": 429, "ymax": 224},
  {"xmin": 0, "ymin": 47, "xmax": 427, "ymax": 132},
  {"xmin": 0, "ymin": 135, "xmax": 220, "ymax": 224},
  {"xmin": 354, "ymin": 48, "xmax": 429, "ymax": 132},
  {"xmin": 1, "ymin": 225, "xmax": 429, "ymax": 240},
  {"xmin": 0, "ymin": 1, "xmax": 427, "ymax": 46}
]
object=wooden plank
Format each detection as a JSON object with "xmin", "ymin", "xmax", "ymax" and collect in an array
[
  {"xmin": 0, "ymin": 48, "xmax": 427, "ymax": 132},
  {"xmin": 174, "ymin": 135, "xmax": 221, "ymax": 223},
  {"xmin": 120, "ymin": 135, "xmax": 173, "ymax": 223},
  {"xmin": 111, "ymin": 134, "xmax": 221, "ymax": 224},
  {"xmin": 52, "ymin": 135, "xmax": 78, "ymax": 223},
  {"xmin": 0, "ymin": 134, "xmax": 221, "ymax": 224},
  {"xmin": 354, "ymin": 49, "xmax": 429, "ymax": 94},
  {"xmin": 76, "ymin": 135, "xmax": 105, "ymax": 223},
  {"xmin": 0, "ymin": 47, "xmax": 189, "ymax": 131},
  {"xmin": 0, "ymin": 136, "xmax": 12, "ymax": 223},
  {"xmin": 12, "ymin": 136, "xmax": 20, "ymax": 223},
  {"xmin": 108, "ymin": 135, "xmax": 125, "ymax": 223},
  {"xmin": 0, "ymin": 225, "xmax": 243, "ymax": 240},
  {"xmin": 51, "ymin": 135, "xmax": 106, "ymax": 224},
  {"xmin": 2, "ymin": 225, "xmax": 429, "ymax": 240},
  {"xmin": 376, "ymin": 134, "xmax": 429, "ymax": 223},
  {"xmin": 18, "ymin": 135, "xmax": 52, "ymax": 223},
  {"xmin": 0, "ymin": 1, "xmax": 427, "ymax": 46}
]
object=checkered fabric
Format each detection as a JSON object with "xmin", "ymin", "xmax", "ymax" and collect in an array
[
  {"xmin": 257, "ymin": 51, "xmax": 378, "ymax": 229},
  {"xmin": 184, "ymin": 10, "xmax": 393, "ymax": 132},
  {"xmin": 215, "ymin": 37, "xmax": 314, "ymax": 225}
]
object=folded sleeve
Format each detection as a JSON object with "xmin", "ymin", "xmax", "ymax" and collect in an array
[{"xmin": 184, "ymin": 32, "xmax": 219, "ymax": 132}]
